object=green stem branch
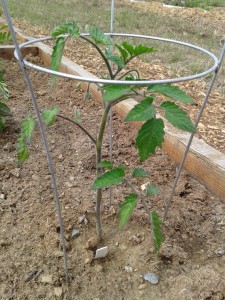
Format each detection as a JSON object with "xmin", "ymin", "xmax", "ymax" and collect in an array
[
  {"xmin": 57, "ymin": 114, "xmax": 96, "ymax": 145},
  {"xmin": 80, "ymin": 36, "xmax": 113, "ymax": 79},
  {"xmin": 95, "ymin": 103, "xmax": 111, "ymax": 241}
]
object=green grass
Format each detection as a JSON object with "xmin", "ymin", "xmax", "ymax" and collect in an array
[
  {"xmin": 3, "ymin": 0, "xmax": 225, "ymax": 85},
  {"xmin": 161, "ymin": 0, "xmax": 225, "ymax": 7}
]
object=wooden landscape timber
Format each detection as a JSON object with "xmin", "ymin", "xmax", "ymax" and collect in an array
[
  {"xmin": 1, "ymin": 25, "xmax": 225, "ymax": 200},
  {"xmin": 0, "ymin": 45, "xmax": 38, "ymax": 60}
]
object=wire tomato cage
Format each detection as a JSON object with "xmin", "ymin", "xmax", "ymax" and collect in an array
[{"xmin": 2, "ymin": 0, "xmax": 225, "ymax": 282}]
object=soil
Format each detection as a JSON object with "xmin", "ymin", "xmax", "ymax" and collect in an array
[{"xmin": 1, "ymin": 56, "xmax": 225, "ymax": 300}]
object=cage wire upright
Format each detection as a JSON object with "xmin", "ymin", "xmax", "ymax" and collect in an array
[
  {"xmin": 2, "ymin": 0, "xmax": 225, "ymax": 282},
  {"xmin": 1, "ymin": 0, "xmax": 69, "ymax": 282},
  {"xmin": 109, "ymin": 0, "xmax": 115, "ymax": 206}
]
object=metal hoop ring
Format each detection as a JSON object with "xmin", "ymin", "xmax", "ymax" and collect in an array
[{"xmin": 16, "ymin": 33, "xmax": 219, "ymax": 85}]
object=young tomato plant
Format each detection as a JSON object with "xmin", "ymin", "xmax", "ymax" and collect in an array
[{"xmin": 19, "ymin": 21, "xmax": 196, "ymax": 255}]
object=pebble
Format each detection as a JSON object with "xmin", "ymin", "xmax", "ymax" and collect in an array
[
  {"xmin": 79, "ymin": 215, "xmax": 88, "ymax": 224},
  {"xmin": 10, "ymin": 168, "xmax": 20, "ymax": 178},
  {"xmin": 71, "ymin": 228, "xmax": 80, "ymax": 239},
  {"xmin": 69, "ymin": 176, "xmax": 75, "ymax": 181},
  {"xmin": 54, "ymin": 287, "xmax": 63, "ymax": 297},
  {"xmin": 215, "ymin": 248, "xmax": 225, "ymax": 256},
  {"xmin": 95, "ymin": 246, "xmax": 108, "ymax": 259},
  {"xmin": 138, "ymin": 283, "xmax": 148, "ymax": 290},
  {"xmin": 0, "ymin": 194, "xmax": 5, "ymax": 200},
  {"xmin": 144, "ymin": 273, "xmax": 159, "ymax": 285},
  {"xmin": 84, "ymin": 258, "xmax": 92, "ymax": 264},
  {"xmin": 32, "ymin": 174, "xmax": 39, "ymax": 181},
  {"xmin": 65, "ymin": 182, "xmax": 73, "ymax": 188},
  {"xmin": 40, "ymin": 275, "xmax": 53, "ymax": 284},
  {"xmin": 3, "ymin": 142, "xmax": 14, "ymax": 152},
  {"xmin": 125, "ymin": 266, "xmax": 133, "ymax": 273}
]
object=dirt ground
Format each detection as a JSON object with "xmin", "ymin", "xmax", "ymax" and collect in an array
[
  {"xmin": 1, "ymin": 1, "xmax": 225, "ymax": 299},
  {"xmin": 1, "ymin": 56, "xmax": 225, "ymax": 299}
]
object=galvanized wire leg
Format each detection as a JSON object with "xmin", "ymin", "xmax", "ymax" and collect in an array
[
  {"xmin": 109, "ymin": 0, "xmax": 115, "ymax": 207},
  {"xmin": 1, "ymin": 0, "xmax": 69, "ymax": 282},
  {"xmin": 163, "ymin": 43, "xmax": 225, "ymax": 222}
]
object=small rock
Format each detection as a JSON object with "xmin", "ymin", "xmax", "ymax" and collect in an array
[
  {"xmin": 65, "ymin": 182, "xmax": 73, "ymax": 188},
  {"xmin": 84, "ymin": 258, "xmax": 92, "ymax": 264},
  {"xmin": 144, "ymin": 273, "xmax": 159, "ymax": 285},
  {"xmin": 32, "ymin": 174, "xmax": 39, "ymax": 181},
  {"xmin": 71, "ymin": 228, "xmax": 80, "ymax": 239},
  {"xmin": 0, "ymin": 194, "xmax": 5, "ymax": 200},
  {"xmin": 54, "ymin": 287, "xmax": 63, "ymax": 297},
  {"xmin": 41, "ymin": 275, "xmax": 53, "ymax": 284},
  {"xmin": 215, "ymin": 248, "xmax": 225, "ymax": 256},
  {"xmin": 0, "ymin": 240, "xmax": 10, "ymax": 247},
  {"xmin": 138, "ymin": 283, "xmax": 148, "ymax": 290},
  {"xmin": 79, "ymin": 214, "xmax": 88, "ymax": 224},
  {"xmin": 3, "ymin": 142, "xmax": 14, "ymax": 152},
  {"xmin": 24, "ymin": 270, "xmax": 39, "ymax": 282},
  {"xmin": 125, "ymin": 266, "xmax": 133, "ymax": 273},
  {"xmin": 69, "ymin": 176, "xmax": 75, "ymax": 181},
  {"xmin": 10, "ymin": 168, "xmax": 20, "ymax": 178},
  {"xmin": 0, "ymin": 161, "xmax": 5, "ymax": 170},
  {"xmin": 95, "ymin": 246, "xmax": 108, "ymax": 259},
  {"xmin": 129, "ymin": 235, "xmax": 141, "ymax": 244},
  {"xmin": 120, "ymin": 245, "xmax": 127, "ymax": 251}
]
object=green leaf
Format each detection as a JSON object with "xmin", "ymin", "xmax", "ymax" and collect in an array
[
  {"xmin": 147, "ymin": 84, "xmax": 194, "ymax": 104},
  {"xmin": 17, "ymin": 135, "xmax": 29, "ymax": 163},
  {"xmin": 16, "ymin": 117, "xmax": 35, "ymax": 164},
  {"xmin": 51, "ymin": 37, "xmax": 65, "ymax": 84},
  {"xmin": 133, "ymin": 44, "xmax": 157, "ymax": 56},
  {"xmin": 98, "ymin": 160, "xmax": 113, "ymax": 169},
  {"xmin": 146, "ymin": 184, "xmax": 160, "ymax": 197},
  {"xmin": 51, "ymin": 21, "xmax": 80, "ymax": 38},
  {"xmin": 92, "ymin": 167, "xmax": 125, "ymax": 189},
  {"xmin": 74, "ymin": 108, "xmax": 81, "ymax": 123},
  {"xmin": 136, "ymin": 118, "xmax": 164, "ymax": 161},
  {"xmin": 21, "ymin": 116, "xmax": 35, "ymax": 143},
  {"xmin": 0, "ymin": 29, "xmax": 12, "ymax": 45},
  {"xmin": 88, "ymin": 27, "xmax": 112, "ymax": 46},
  {"xmin": 0, "ymin": 80, "xmax": 9, "ymax": 99},
  {"xmin": 115, "ymin": 44, "xmax": 129, "ymax": 62},
  {"xmin": 132, "ymin": 167, "xmax": 149, "ymax": 178},
  {"xmin": 42, "ymin": 107, "xmax": 59, "ymax": 126},
  {"xmin": 102, "ymin": 84, "xmax": 134, "ymax": 102},
  {"xmin": 0, "ymin": 102, "xmax": 12, "ymax": 117},
  {"xmin": 125, "ymin": 97, "xmax": 156, "ymax": 122},
  {"xmin": 120, "ymin": 42, "xmax": 157, "ymax": 60},
  {"xmin": 121, "ymin": 41, "xmax": 134, "ymax": 57},
  {"xmin": 0, "ymin": 116, "xmax": 5, "ymax": 131},
  {"xmin": 105, "ymin": 49, "xmax": 125, "ymax": 69},
  {"xmin": 117, "ymin": 194, "xmax": 138, "ymax": 230},
  {"xmin": 150, "ymin": 211, "xmax": 164, "ymax": 255},
  {"xmin": 160, "ymin": 101, "xmax": 195, "ymax": 132}
]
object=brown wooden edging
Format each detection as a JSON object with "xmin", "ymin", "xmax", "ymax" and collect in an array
[{"xmin": 2, "ymin": 26, "xmax": 225, "ymax": 200}]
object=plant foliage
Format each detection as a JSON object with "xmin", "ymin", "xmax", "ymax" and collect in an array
[
  {"xmin": 117, "ymin": 194, "xmax": 138, "ymax": 230},
  {"xmin": 47, "ymin": 20, "xmax": 197, "ymax": 252},
  {"xmin": 150, "ymin": 211, "xmax": 164, "ymax": 256},
  {"xmin": 92, "ymin": 167, "xmax": 125, "ymax": 189}
]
